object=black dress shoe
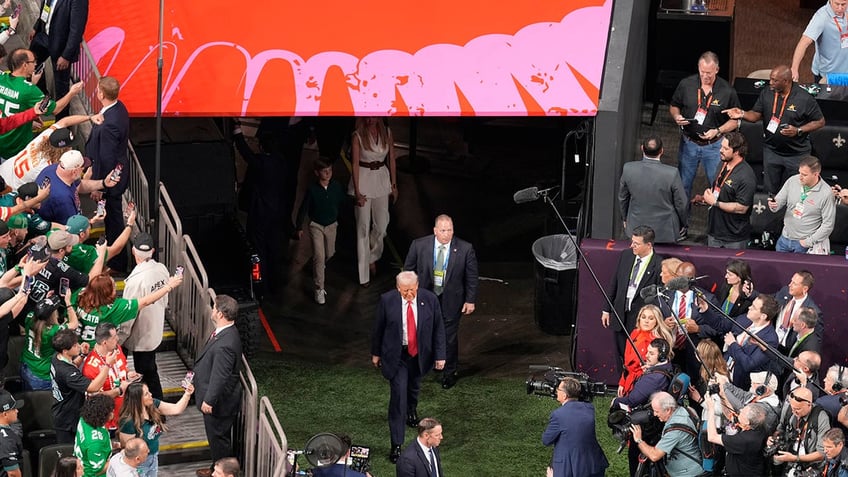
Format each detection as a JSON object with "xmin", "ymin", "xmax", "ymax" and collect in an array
[
  {"xmin": 389, "ymin": 444, "xmax": 402, "ymax": 463},
  {"xmin": 442, "ymin": 375, "xmax": 457, "ymax": 389},
  {"xmin": 406, "ymin": 410, "xmax": 419, "ymax": 428}
]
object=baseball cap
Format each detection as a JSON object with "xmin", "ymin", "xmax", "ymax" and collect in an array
[
  {"xmin": 7, "ymin": 214, "xmax": 27, "ymax": 230},
  {"xmin": 28, "ymin": 237, "xmax": 49, "ymax": 261},
  {"xmin": 0, "ymin": 390, "xmax": 24, "ymax": 412},
  {"xmin": 58, "ymin": 150, "xmax": 91, "ymax": 170},
  {"xmin": 49, "ymin": 128, "xmax": 74, "ymax": 148},
  {"xmin": 47, "ymin": 230, "xmax": 79, "ymax": 250},
  {"xmin": 16, "ymin": 183, "xmax": 39, "ymax": 200},
  {"xmin": 0, "ymin": 221, "xmax": 8, "ymax": 237},
  {"xmin": 65, "ymin": 215, "xmax": 90, "ymax": 235},
  {"xmin": 133, "ymin": 232, "xmax": 154, "ymax": 252},
  {"xmin": 0, "ymin": 177, "xmax": 10, "ymax": 196}
]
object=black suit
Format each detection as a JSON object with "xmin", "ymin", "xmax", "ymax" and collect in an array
[
  {"xmin": 31, "ymin": 0, "xmax": 89, "ymax": 115},
  {"xmin": 372, "ymin": 289, "xmax": 445, "ymax": 446},
  {"xmin": 602, "ymin": 251, "xmax": 663, "ymax": 368},
  {"xmin": 772, "ymin": 288, "xmax": 822, "ymax": 352},
  {"xmin": 193, "ymin": 324, "xmax": 243, "ymax": 463},
  {"xmin": 396, "ymin": 441, "xmax": 443, "ymax": 477},
  {"xmin": 404, "ymin": 235, "xmax": 478, "ymax": 378},
  {"xmin": 86, "ymin": 100, "xmax": 130, "ymax": 271}
]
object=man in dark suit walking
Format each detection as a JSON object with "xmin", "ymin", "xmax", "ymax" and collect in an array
[
  {"xmin": 403, "ymin": 215, "xmax": 478, "ymax": 389},
  {"xmin": 193, "ymin": 295, "xmax": 243, "ymax": 477},
  {"xmin": 619, "ymin": 136, "xmax": 688, "ymax": 244},
  {"xmin": 600, "ymin": 226, "xmax": 663, "ymax": 372},
  {"xmin": 396, "ymin": 417, "xmax": 445, "ymax": 477},
  {"xmin": 87, "ymin": 76, "xmax": 130, "ymax": 271},
  {"xmin": 372, "ymin": 271, "xmax": 446, "ymax": 463},
  {"xmin": 30, "ymin": 0, "xmax": 89, "ymax": 119},
  {"xmin": 542, "ymin": 377, "xmax": 608, "ymax": 477}
]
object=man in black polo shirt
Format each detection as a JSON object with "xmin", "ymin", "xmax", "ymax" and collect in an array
[
  {"xmin": 669, "ymin": 51, "xmax": 741, "ymax": 215},
  {"xmin": 0, "ymin": 390, "xmax": 24, "ymax": 477},
  {"xmin": 704, "ymin": 397, "xmax": 768, "ymax": 477},
  {"xmin": 723, "ymin": 64, "xmax": 825, "ymax": 195},
  {"xmin": 699, "ymin": 131, "xmax": 757, "ymax": 249}
]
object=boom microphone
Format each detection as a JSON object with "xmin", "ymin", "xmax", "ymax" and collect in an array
[
  {"xmin": 512, "ymin": 186, "xmax": 560, "ymax": 204},
  {"xmin": 665, "ymin": 276, "xmax": 694, "ymax": 291}
]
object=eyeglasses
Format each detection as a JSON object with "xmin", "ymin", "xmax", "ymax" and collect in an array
[
  {"xmin": 26, "ymin": 60, "xmax": 36, "ymax": 64},
  {"xmin": 789, "ymin": 392, "xmax": 812, "ymax": 404}
]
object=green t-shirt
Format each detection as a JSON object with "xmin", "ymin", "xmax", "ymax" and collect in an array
[
  {"xmin": 65, "ymin": 243, "xmax": 107, "ymax": 275},
  {"xmin": 0, "ymin": 73, "xmax": 53, "ymax": 158},
  {"xmin": 74, "ymin": 417, "xmax": 111, "ymax": 477},
  {"xmin": 119, "ymin": 399, "xmax": 162, "ymax": 454},
  {"xmin": 21, "ymin": 312, "xmax": 67, "ymax": 379},
  {"xmin": 72, "ymin": 292, "xmax": 140, "ymax": 345}
]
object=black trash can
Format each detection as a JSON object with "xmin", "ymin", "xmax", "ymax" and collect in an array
[{"xmin": 532, "ymin": 235, "xmax": 578, "ymax": 335}]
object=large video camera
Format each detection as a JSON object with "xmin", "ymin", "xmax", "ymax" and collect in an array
[
  {"xmin": 525, "ymin": 366, "xmax": 606, "ymax": 402},
  {"xmin": 763, "ymin": 427, "xmax": 800, "ymax": 457},
  {"xmin": 606, "ymin": 405, "xmax": 663, "ymax": 452}
]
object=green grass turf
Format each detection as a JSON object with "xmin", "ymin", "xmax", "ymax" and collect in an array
[{"xmin": 253, "ymin": 357, "xmax": 630, "ymax": 477}]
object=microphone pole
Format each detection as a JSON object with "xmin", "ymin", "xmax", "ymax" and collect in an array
[
  {"xmin": 660, "ymin": 287, "xmax": 714, "ymax": 383},
  {"xmin": 537, "ymin": 190, "xmax": 644, "ymax": 367},
  {"xmin": 689, "ymin": 286, "xmax": 825, "ymax": 395}
]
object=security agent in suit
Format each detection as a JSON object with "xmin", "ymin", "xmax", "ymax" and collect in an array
[
  {"xmin": 396, "ymin": 417, "xmax": 444, "ymax": 477},
  {"xmin": 771, "ymin": 270, "xmax": 822, "ymax": 352},
  {"xmin": 601, "ymin": 226, "xmax": 664, "ymax": 373},
  {"xmin": 29, "ymin": 0, "xmax": 89, "ymax": 119},
  {"xmin": 87, "ymin": 77, "xmax": 131, "ymax": 272},
  {"xmin": 372, "ymin": 272, "xmax": 446, "ymax": 463},
  {"xmin": 618, "ymin": 135, "xmax": 688, "ymax": 244},
  {"xmin": 403, "ymin": 214, "xmax": 478, "ymax": 389},
  {"xmin": 542, "ymin": 377, "xmax": 609, "ymax": 477},
  {"xmin": 193, "ymin": 295, "xmax": 243, "ymax": 477},
  {"xmin": 785, "ymin": 307, "xmax": 821, "ymax": 359}
]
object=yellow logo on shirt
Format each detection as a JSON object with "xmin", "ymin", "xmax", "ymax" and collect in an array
[{"xmin": 788, "ymin": 104, "xmax": 797, "ymax": 111}]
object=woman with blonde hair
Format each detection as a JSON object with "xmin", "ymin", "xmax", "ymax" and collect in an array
[
  {"xmin": 349, "ymin": 117, "xmax": 397, "ymax": 287},
  {"xmin": 617, "ymin": 304, "xmax": 675, "ymax": 397}
]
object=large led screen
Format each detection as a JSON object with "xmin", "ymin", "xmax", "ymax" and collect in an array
[{"xmin": 85, "ymin": 0, "xmax": 612, "ymax": 116}]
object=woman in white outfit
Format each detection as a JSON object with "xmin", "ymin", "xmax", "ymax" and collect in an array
[{"xmin": 349, "ymin": 117, "xmax": 397, "ymax": 286}]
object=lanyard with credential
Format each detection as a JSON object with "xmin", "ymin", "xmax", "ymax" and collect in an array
[
  {"xmin": 834, "ymin": 15, "xmax": 848, "ymax": 40},
  {"xmin": 772, "ymin": 91, "xmax": 789, "ymax": 122},
  {"xmin": 697, "ymin": 88, "xmax": 713, "ymax": 111},
  {"xmin": 713, "ymin": 162, "xmax": 736, "ymax": 191}
]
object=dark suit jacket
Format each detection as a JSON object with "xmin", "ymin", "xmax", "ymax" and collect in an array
[
  {"xmin": 403, "ymin": 235, "xmax": 478, "ymax": 320},
  {"xmin": 603, "ymin": 251, "xmax": 664, "ymax": 332},
  {"xmin": 193, "ymin": 324, "xmax": 243, "ymax": 416},
  {"xmin": 619, "ymin": 159, "xmax": 688, "ymax": 244},
  {"xmin": 714, "ymin": 283, "xmax": 754, "ymax": 318},
  {"xmin": 371, "ymin": 289, "xmax": 446, "ymax": 379},
  {"xmin": 396, "ymin": 441, "xmax": 443, "ymax": 477},
  {"xmin": 312, "ymin": 463, "xmax": 367, "ymax": 477},
  {"xmin": 34, "ymin": 0, "xmax": 89, "ymax": 61},
  {"xmin": 773, "ymin": 288, "xmax": 823, "ymax": 349},
  {"xmin": 725, "ymin": 324, "xmax": 779, "ymax": 390},
  {"xmin": 542, "ymin": 400, "xmax": 609, "ymax": 477},
  {"xmin": 787, "ymin": 331, "xmax": 821, "ymax": 358},
  {"xmin": 86, "ymin": 100, "xmax": 130, "ymax": 196}
]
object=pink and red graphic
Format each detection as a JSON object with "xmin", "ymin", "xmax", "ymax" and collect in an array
[{"xmin": 85, "ymin": 0, "xmax": 612, "ymax": 116}]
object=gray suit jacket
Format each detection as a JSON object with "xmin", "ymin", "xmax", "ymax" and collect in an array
[{"xmin": 619, "ymin": 158, "xmax": 688, "ymax": 244}]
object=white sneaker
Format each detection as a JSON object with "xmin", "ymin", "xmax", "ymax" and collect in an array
[{"xmin": 314, "ymin": 289, "xmax": 327, "ymax": 304}]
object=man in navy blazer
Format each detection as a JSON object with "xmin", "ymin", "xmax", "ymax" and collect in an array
[
  {"xmin": 86, "ymin": 77, "xmax": 130, "ymax": 271},
  {"xmin": 601, "ymin": 226, "xmax": 664, "ymax": 372},
  {"xmin": 396, "ymin": 417, "xmax": 445, "ymax": 477},
  {"xmin": 193, "ymin": 295, "xmax": 243, "ymax": 477},
  {"xmin": 372, "ymin": 271, "xmax": 446, "ymax": 463},
  {"xmin": 30, "ymin": 0, "xmax": 89, "ymax": 118},
  {"xmin": 403, "ymin": 214, "xmax": 478, "ymax": 389},
  {"xmin": 543, "ymin": 377, "xmax": 608, "ymax": 477},
  {"xmin": 771, "ymin": 270, "xmax": 822, "ymax": 352},
  {"xmin": 723, "ymin": 295, "xmax": 781, "ymax": 390}
]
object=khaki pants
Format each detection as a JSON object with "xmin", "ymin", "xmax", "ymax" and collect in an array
[{"xmin": 309, "ymin": 221, "xmax": 338, "ymax": 290}]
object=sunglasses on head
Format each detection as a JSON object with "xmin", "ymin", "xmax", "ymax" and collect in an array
[{"xmin": 790, "ymin": 392, "xmax": 812, "ymax": 404}]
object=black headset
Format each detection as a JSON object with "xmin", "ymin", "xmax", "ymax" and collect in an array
[
  {"xmin": 755, "ymin": 369, "xmax": 774, "ymax": 396},
  {"xmin": 655, "ymin": 340, "xmax": 670, "ymax": 363},
  {"xmin": 833, "ymin": 365, "xmax": 846, "ymax": 392}
]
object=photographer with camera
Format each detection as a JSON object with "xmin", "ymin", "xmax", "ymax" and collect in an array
[
  {"xmin": 631, "ymin": 391, "xmax": 703, "ymax": 477},
  {"xmin": 704, "ymin": 393, "xmax": 769, "ymax": 476},
  {"xmin": 717, "ymin": 371, "xmax": 781, "ymax": 435},
  {"xmin": 541, "ymin": 377, "xmax": 608, "ymax": 477},
  {"xmin": 823, "ymin": 428, "xmax": 848, "ymax": 477},
  {"xmin": 611, "ymin": 338, "xmax": 675, "ymax": 476},
  {"xmin": 311, "ymin": 434, "xmax": 371, "ymax": 477},
  {"xmin": 770, "ymin": 387, "xmax": 830, "ymax": 476}
]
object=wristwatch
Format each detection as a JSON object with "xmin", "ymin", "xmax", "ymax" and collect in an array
[{"xmin": 633, "ymin": 438, "xmax": 642, "ymax": 444}]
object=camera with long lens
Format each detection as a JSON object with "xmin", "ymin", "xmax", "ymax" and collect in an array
[
  {"xmin": 607, "ymin": 405, "xmax": 664, "ymax": 452},
  {"xmin": 763, "ymin": 427, "xmax": 800, "ymax": 457},
  {"xmin": 525, "ymin": 366, "xmax": 606, "ymax": 402}
]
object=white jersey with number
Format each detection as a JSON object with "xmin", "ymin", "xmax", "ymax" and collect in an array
[{"xmin": 0, "ymin": 124, "xmax": 59, "ymax": 189}]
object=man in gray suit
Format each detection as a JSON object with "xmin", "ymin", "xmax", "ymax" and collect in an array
[{"xmin": 619, "ymin": 136, "xmax": 688, "ymax": 244}]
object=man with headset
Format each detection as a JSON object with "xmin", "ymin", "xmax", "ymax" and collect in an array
[
  {"xmin": 611, "ymin": 339, "xmax": 674, "ymax": 476},
  {"xmin": 816, "ymin": 364, "xmax": 848, "ymax": 427},
  {"xmin": 716, "ymin": 371, "xmax": 781, "ymax": 435}
]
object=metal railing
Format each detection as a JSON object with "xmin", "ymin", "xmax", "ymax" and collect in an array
[{"xmin": 76, "ymin": 41, "xmax": 286, "ymax": 476}]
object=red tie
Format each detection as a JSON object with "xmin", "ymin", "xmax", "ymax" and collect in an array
[
  {"xmin": 406, "ymin": 301, "xmax": 418, "ymax": 357},
  {"xmin": 781, "ymin": 301, "xmax": 795, "ymax": 330},
  {"xmin": 678, "ymin": 293, "xmax": 687, "ymax": 320}
]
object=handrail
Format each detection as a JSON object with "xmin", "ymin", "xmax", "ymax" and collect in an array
[
  {"xmin": 237, "ymin": 356, "xmax": 260, "ymax": 477},
  {"xmin": 182, "ymin": 234, "xmax": 209, "ymax": 291},
  {"xmin": 257, "ymin": 397, "xmax": 288, "ymax": 477}
]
